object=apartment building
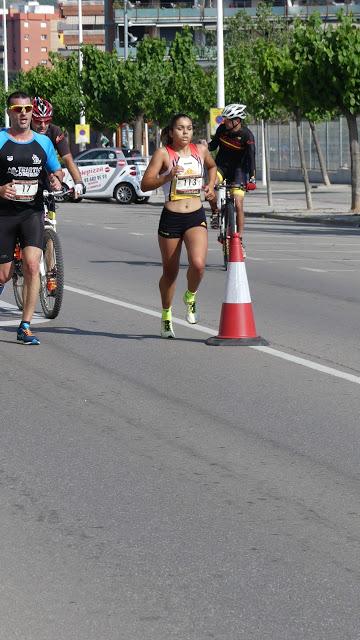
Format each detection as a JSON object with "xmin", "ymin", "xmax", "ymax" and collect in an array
[
  {"xmin": 106, "ymin": 0, "xmax": 360, "ymax": 60},
  {"xmin": 5, "ymin": 1, "xmax": 59, "ymax": 74},
  {"xmin": 58, "ymin": 0, "xmax": 105, "ymax": 52}
]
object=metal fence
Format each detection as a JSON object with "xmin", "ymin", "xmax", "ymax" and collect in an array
[{"xmin": 252, "ymin": 118, "xmax": 351, "ymax": 173}]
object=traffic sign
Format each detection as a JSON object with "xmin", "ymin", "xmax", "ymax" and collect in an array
[{"xmin": 75, "ymin": 124, "xmax": 90, "ymax": 144}]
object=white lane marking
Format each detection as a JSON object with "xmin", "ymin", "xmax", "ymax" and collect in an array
[
  {"xmin": 0, "ymin": 300, "xmax": 50, "ymax": 327},
  {"xmin": 300, "ymin": 267, "xmax": 356, "ymax": 273},
  {"xmin": 253, "ymin": 249, "xmax": 360, "ymax": 253},
  {"xmin": 246, "ymin": 257, "xmax": 266, "ymax": 261},
  {"xmin": 129, "ymin": 232, "xmax": 145, "ymax": 236},
  {"xmin": 327, "ymin": 269, "xmax": 356, "ymax": 272},
  {"xmin": 253, "ymin": 346, "xmax": 360, "ymax": 386},
  {"xmin": 64, "ymin": 285, "xmax": 360, "ymax": 386},
  {"xmin": 249, "ymin": 242, "xmax": 360, "ymax": 246},
  {"xmin": 246, "ymin": 257, "xmax": 360, "ymax": 262},
  {"xmin": 104, "ymin": 226, "xmax": 117, "ymax": 230}
]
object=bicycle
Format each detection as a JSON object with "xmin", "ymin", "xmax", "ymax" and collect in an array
[
  {"xmin": 215, "ymin": 180, "xmax": 256, "ymax": 270},
  {"xmin": 12, "ymin": 186, "xmax": 73, "ymax": 319}
]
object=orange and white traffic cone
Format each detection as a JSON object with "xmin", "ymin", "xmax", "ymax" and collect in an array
[{"xmin": 206, "ymin": 233, "xmax": 268, "ymax": 346}]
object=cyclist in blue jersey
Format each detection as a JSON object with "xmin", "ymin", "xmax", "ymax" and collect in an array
[{"xmin": 0, "ymin": 91, "xmax": 63, "ymax": 345}]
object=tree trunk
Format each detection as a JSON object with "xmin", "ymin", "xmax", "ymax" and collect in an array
[
  {"xmin": 308, "ymin": 120, "xmax": 331, "ymax": 186},
  {"xmin": 345, "ymin": 111, "xmax": 360, "ymax": 213},
  {"xmin": 264, "ymin": 120, "xmax": 273, "ymax": 207},
  {"xmin": 295, "ymin": 113, "xmax": 313, "ymax": 210},
  {"xmin": 134, "ymin": 113, "xmax": 143, "ymax": 152}
]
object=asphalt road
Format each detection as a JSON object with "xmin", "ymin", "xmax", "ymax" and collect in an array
[{"xmin": 1, "ymin": 197, "xmax": 360, "ymax": 640}]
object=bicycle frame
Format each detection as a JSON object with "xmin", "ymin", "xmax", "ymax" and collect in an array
[
  {"xmin": 216, "ymin": 182, "xmax": 239, "ymax": 270},
  {"xmin": 12, "ymin": 187, "xmax": 72, "ymax": 317}
]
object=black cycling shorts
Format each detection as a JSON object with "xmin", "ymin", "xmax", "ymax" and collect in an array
[
  {"xmin": 0, "ymin": 210, "xmax": 44, "ymax": 264},
  {"xmin": 158, "ymin": 206, "xmax": 207, "ymax": 239},
  {"xmin": 217, "ymin": 163, "xmax": 247, "ymax": 187}
]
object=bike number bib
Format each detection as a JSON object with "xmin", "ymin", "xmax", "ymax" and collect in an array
[{"xmin": 13, "ymin": 179, "xmax": 39, "ymax": 202}]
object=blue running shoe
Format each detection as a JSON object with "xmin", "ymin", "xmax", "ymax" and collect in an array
[{"xmin": 17, "ymin": 322, "xmax": 40, "ymax": 345}]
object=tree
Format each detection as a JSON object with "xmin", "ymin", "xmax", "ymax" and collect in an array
[
  {"xmin": 12, "ymin": 53, "xmax": 82, "ymax": 131},
  {"xmin": 166, "ymin": 28, "xmax": 215, "ymax": 125},
  {"xmin": 123, "ymin": 29, "xmax": 215, "ymax": 147},
  {"xmin": 290, "ymin": 13, "xmax": 360, "ymax": 211},
  {"xmin": 225, "ymin": 4, "xmax": 289, "ymax": 205},
  {"xmin": 122, "ymin": 36, "xmax": 171, "ymax": 147},
  {"xmin": 81, "ymin": 46, "xmax": 128, "ymax": 130}
]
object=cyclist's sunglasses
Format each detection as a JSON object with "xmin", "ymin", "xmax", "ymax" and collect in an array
[
  {"xmin": 8, "ymin": 104, "xmax": 33, "ymax": 114},
  {"xmin": 32, "ymin": 116, "xmax": 52, "ymax": 123}
]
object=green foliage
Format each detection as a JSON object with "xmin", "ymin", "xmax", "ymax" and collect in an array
[
  {"xmin": 165, "ymin": 28, "xmax": 216, "ymax": 125},
  {"xmin": 81, "ymin": 45, "xmax": 128, "ymax": 128},
  {"xmin": 122, "ymin": 36, "xmax": 171, "ymax": 125},
  {"xmin": 292, "ymin": 12, "xmax": 360, "ymax": 117},
  {"xmin": 225, "ymin": 4, "xmax": 289, "ymax": 121},
  {"xmin": 8, "ymin": 11, "xmax": 360, "ymax": 132},
  {"xmin": 0, "ymin": 82, "xmax": 7, "ymax": 123},
  {"xmin": 12, "ymin": 52, "xmax": 82, "ymax": 130}
]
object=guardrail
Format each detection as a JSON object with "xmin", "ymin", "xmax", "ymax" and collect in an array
[{"xmin": 114, "ymin": 4, "xmax": 360, "ymax": 24}]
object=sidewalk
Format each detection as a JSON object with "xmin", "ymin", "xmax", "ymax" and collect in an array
[
  {"xmin": 152, "ymin": 182, "xmax": 360, "ymax": 226},
  {"xmin": 243, "ymin": 181, "xmax": 360, "ymax": 227}
]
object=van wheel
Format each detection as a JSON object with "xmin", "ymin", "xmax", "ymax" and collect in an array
[
  {"xmin": 135, "ymin": 196, "xmax": 150, "ymax": 204},
  {"xmin": 114, "ymin": 183, "xmax": 136, "ymax": 204}
]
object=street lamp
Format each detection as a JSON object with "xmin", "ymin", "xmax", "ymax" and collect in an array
[
  {"xmin": 216, "ymin": 0, "xmax": 225, "ymax": 108},
  {"xmin": 124, "ymin": 0, "xmax": 136, "ymax": 60},
  {"xmin": 2, "ymin": 0, "xmax": 9, "ymax": 126},
  {"xmin": 78, "ymin": 0, "xmax": 86, "ymax": 150}
]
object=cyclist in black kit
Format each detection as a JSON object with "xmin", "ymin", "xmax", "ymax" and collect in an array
[
  {"xmin": 0, "ymin": 91, "xmax": 63, "ymax": 344},
  {"xmin": 31, "ymin": 97, "xmax": 85, "ymax": 200},
  {"xmin": 208, "ymin": 103, "xmax": 256, "ymax": 254}
]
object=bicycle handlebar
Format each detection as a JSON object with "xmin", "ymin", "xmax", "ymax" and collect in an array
[
  {"xmin": 43, "ymin": 187, "xmax": 75, "ymax": 202},
  {"xmin": 215, "ymin": 181, "xmax": 256, "ymax": 192}
]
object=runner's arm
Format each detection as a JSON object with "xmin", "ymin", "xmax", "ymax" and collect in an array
[
  {"xmin": 208, "ymin": 126, "xmax": 221, "ymax": 152},
  {"xmin": 246, "ymin": 128, "xmax": 256, "ymax": 179},
  {"xmin": 44, "ymin": 139, "xmax": 64, "ymax": 190},
  {"xmin": 61, "ymin": 153, "xmax": 82, "ymax": 185},
  {"xmin": 201, "ymin": 146, "xmax": 217, "ymax": 202},
  {"xmin": 141, "ymin": 148, "xmax": 179, "ymax": 192},
  {"xmin": 48, "ymin": 170, "xmax": 64, "ymax": 191}
]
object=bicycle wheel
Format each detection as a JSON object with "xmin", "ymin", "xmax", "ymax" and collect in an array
[
  {"xmin": 220, "ymin": 205, "xmax": 229, "ymax": 271},
  {"xmin": 12, "ymin": 260, "xmax": 24, "ymax": 311},
  {"xmin": 227, "ymin": 201, "xmax": 236, "ymax": 236},
  {"xmin": 39, "ymin": 227, "xmax": 64, "ymax": 319}
]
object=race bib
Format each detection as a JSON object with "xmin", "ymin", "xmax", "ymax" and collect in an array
[
  {"xmin": 175, "ymin": 175, "xmax": 202, "ymax": 196},
  {"xmin": 13, "ymin": 179, "xmax": 38, "ymax": 202}
]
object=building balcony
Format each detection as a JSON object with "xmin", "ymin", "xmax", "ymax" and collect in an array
[
  {"xmin": 114, "ymin": 39, "xmax": 217, "ymax": 60},
  {"xmin": 64, "ymin": 33, "xmax": 105, "ymax": 45},
  {"xmin": 114, "ymin": 2, "xmax": 360, "ymax": 25}
]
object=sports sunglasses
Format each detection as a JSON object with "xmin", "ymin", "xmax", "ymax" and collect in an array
[{"xmin": 8, "ymin": 104, "xmax": 33, "ymax": 113}]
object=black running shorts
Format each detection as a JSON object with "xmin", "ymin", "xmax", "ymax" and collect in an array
[
  {"xmin": 217, "ymin": 164, "xmax": 247, "ymax": 189},
  {"xmin": 158, "ymin": 206, "xmax": 207, "ymax": 239},
  {"xmin": 0, "ymin": 210, "xmax": 44, "ymax": 264}
]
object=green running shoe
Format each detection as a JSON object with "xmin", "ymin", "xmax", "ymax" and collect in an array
[
  {"xmin": 183, "ymin": 292, "xmax": 198, "ymax": 324},
  {"xmin": 161, "ymin": 319, "xmax": 175, "ymax": 339}
]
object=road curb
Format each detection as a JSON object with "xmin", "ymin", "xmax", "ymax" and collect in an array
[{"xmin": 241, "ymin": 210, "xmax": 360, "ymax": 227}]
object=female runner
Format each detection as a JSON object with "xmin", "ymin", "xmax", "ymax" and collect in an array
[{"xmin": 141, "ymin": 114, "xmax": 217, "ymax": 338}]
